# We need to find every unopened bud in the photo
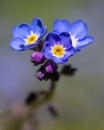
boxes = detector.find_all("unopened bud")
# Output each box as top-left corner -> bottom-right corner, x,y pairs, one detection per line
31,52 -> 45,65
36,71 -> 45,80
44,61 -> 57,73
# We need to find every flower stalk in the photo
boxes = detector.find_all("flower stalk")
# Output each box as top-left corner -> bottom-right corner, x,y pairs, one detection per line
24,80 -> 57,121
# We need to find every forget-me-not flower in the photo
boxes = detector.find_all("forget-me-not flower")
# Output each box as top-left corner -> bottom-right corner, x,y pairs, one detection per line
42,32 -> 75,64
10,17 -> 47,51
52,19 -> 94,51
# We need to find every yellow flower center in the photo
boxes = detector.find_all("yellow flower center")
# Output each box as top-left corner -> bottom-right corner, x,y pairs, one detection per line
51,44 -> 65,57
27,34 -> 38,45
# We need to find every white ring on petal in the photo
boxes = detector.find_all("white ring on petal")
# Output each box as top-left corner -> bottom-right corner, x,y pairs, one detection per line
70,34 -> 79,48
24,31 -> 39,45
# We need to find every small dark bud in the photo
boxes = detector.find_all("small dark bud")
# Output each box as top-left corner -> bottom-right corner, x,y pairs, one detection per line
36,71 -> 45,80
61,64 -> 77,76
44,60 -> 57,73
25,92 -> 38,105
45,64 -> 53,73
48,105 -> 59,117
36,65 -> 47,80
36,61 -> 59,81
50,71 -> 60,81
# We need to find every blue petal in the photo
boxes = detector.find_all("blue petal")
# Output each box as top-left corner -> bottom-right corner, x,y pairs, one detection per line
74,36 -> 94,49
70,20 -> 88,40
10,38 -> 26,51
40,26 -> 47,36
53,19 -> 71,33
62,47 -> 75,60
51,56 -> 66,64
12,24 -> 31,38
42,43 -> 53,59
60,32 -> 72,49
46,33 -> 61,46
25,42 -> 38,50
61,59 -> 68,64
30,17 -> 46,34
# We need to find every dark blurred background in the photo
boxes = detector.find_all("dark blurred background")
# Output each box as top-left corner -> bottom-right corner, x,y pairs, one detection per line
0,0 -> 104,130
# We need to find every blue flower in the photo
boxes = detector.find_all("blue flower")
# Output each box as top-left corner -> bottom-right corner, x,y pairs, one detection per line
52,19 -> 94,51
10,17 -> 47,51
42,32 -> 75,64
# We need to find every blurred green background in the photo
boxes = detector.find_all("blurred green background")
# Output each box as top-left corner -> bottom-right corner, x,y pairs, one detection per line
0,0 -> 104,130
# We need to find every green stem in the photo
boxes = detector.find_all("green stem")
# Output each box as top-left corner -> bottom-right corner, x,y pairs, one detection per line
24,80 -> 57,121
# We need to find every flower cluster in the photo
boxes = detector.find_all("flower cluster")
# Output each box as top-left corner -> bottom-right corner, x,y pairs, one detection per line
10,17 -> 94,81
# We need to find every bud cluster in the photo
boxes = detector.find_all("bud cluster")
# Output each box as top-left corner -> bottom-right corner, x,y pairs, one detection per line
31,52 -> 59,81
